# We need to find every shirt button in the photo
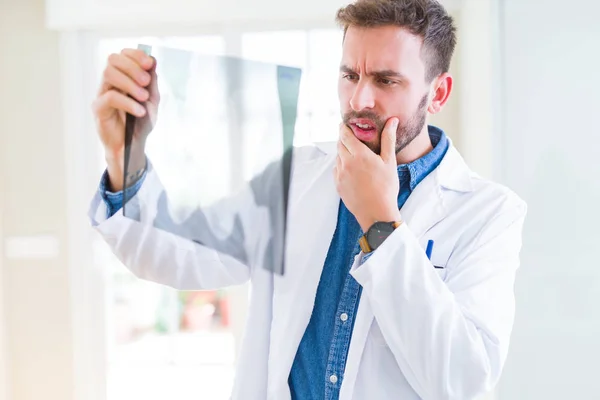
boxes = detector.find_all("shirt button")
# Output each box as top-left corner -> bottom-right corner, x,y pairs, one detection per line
330,374 -> 338,384
340,313 -> 348,322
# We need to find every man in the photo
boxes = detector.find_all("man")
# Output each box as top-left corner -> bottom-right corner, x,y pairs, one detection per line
89,0 -> 526,399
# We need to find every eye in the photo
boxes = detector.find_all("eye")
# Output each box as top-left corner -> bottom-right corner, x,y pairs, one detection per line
378,78 -> 395,86
342,74 -> 359,82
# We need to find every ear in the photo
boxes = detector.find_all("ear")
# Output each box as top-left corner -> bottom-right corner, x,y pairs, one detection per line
427,73 -> 453,114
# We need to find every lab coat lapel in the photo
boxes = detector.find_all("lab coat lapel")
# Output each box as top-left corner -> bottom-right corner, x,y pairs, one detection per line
339,145 -> 474,399
267,152 -> 340,398
400,168 -> 447,237
401,145 -> 474,237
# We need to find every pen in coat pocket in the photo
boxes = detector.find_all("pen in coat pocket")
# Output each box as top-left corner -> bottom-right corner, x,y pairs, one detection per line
426,239 -> 434,260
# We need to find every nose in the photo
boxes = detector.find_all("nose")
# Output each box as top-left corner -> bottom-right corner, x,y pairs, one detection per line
349,81 -> 375,111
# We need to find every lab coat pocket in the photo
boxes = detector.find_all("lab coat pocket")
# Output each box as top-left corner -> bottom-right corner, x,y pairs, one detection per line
432,260 -> 448,281
429,250 -> 450,282
420,239 -> 450,282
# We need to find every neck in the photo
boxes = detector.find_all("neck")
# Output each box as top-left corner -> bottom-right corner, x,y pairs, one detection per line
395,125 -> 433,165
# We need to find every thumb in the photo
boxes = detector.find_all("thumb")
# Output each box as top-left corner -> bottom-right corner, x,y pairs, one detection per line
381,117 -> 399,163
147,57 -> 160,106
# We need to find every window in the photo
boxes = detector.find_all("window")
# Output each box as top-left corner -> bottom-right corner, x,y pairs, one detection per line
97,35 -> 235,400
93,28 -> 342,400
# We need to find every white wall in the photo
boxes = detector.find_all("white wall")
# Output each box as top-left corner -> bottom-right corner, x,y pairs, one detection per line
496,0 -> 600,398
456,0 -> 494,179
0,204 -> 7,400
44,0 -> 462,31
45,0 -> 348,30
429,0 -> 496,180
0,0 -> 75,399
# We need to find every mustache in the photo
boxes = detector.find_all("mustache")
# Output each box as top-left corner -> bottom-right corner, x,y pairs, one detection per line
342,93 -> 429,128
342,111 -> 386,129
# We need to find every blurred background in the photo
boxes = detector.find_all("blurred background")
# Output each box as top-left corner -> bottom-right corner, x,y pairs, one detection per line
0,0 -> 599,399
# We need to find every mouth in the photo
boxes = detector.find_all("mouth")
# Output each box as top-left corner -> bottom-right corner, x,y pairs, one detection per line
349,118 -> 378,141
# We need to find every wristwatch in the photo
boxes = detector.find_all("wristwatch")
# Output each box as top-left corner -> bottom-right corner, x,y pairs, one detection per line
358,220 -> 403,253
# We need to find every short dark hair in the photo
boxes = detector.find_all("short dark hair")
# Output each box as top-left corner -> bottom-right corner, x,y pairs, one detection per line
336,0 -> 457,82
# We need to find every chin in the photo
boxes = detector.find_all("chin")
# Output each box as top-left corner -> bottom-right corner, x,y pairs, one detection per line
363,141 -> 381,155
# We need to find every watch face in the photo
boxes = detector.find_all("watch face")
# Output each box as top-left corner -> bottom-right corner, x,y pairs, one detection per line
366,222 -> 396,250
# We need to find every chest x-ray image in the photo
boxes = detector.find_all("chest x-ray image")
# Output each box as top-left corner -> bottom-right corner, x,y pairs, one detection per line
122,45 -> 302,275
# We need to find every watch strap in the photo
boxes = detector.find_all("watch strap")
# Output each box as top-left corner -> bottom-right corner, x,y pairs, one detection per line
359,235 -> 372,253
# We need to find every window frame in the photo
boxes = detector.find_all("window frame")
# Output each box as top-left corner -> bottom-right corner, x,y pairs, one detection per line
62,21 -> 339,400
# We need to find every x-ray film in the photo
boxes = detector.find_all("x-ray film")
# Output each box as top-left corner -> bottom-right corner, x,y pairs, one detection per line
122,45 -> 302,275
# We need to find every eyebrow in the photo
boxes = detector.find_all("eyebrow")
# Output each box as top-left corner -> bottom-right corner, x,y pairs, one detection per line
340,65 -> 407,81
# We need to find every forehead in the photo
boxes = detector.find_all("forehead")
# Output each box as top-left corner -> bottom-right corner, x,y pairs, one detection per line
341,25 -> 426,78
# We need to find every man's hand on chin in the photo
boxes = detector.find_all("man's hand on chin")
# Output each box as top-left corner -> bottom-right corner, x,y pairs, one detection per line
334,117 -> 402,232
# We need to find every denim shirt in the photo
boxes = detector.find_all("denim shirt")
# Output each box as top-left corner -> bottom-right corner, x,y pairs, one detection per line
288,126 -> 449,400
98,168 -> 147,218
98,126 -> 449,400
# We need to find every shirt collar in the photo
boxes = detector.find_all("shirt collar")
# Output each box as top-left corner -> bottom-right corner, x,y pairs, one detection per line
397,125 -> 449,191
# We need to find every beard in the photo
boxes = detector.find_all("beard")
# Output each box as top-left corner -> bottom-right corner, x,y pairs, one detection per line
342,93 -> 429,155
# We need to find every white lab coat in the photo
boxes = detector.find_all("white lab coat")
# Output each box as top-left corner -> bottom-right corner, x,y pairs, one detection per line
89,141 -> 526,400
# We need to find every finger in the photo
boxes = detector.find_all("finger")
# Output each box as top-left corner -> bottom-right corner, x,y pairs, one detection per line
109,52 -> 152,89
337,139 -> 351,165
121,48 -> 155,71
339,123 -> 360,156
333,164 -> 339,186
381,117 -> 399,163
101,64 -> 149,103
147,57 -> 160,106
94,90 -> 147,119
